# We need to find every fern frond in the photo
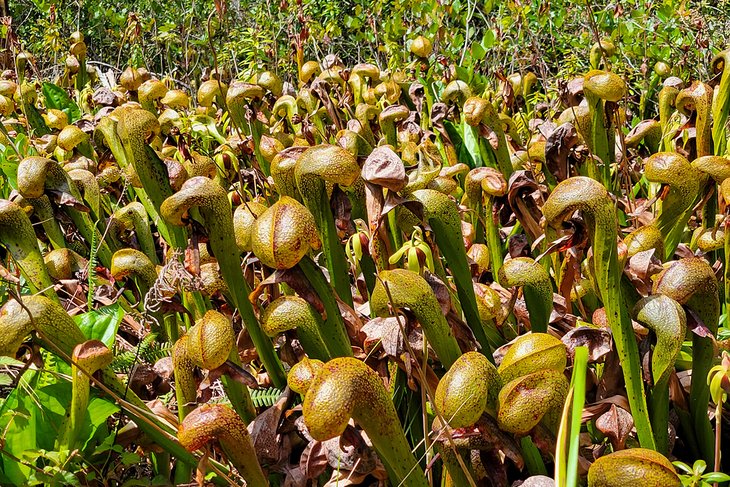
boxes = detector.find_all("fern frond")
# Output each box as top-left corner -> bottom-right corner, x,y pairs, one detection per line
111,334 -> 172,373
248,387 -> 287,408
87,229 -> 98,310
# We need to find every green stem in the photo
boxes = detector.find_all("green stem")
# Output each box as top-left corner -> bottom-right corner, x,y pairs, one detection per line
544,177 -> 655,449
521,437 -> 548,476
110,202 -> 159,265
0,199 -> 59,302
633,294 -> 687,455
648,378 -> 670,454
485,196 -> 504,282
463,96 -> 513,179
57,340 -> 112,457
296,256 -> 353,358
654,258 -> 718,465
221,350 -> 257,423
585,93 -> 610,184
117,108 -> 188,249
161,176 -> 286,387
313,187 -> 354,306
295,146 -> 361,308
28,195 -> 66,250
413,189 -> 501,355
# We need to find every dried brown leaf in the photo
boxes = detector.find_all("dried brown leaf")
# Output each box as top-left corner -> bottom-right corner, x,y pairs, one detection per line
361,317 -> 404,357
361,146 -> 408,191
562,326 -> 612,363
624,248 -> 663,296
595,404 -> 634,450
479,124 -> 501,151
249,388 -> 292,465
49,189 -> 89,211
299,441 -> 329,480
508,234 -> 531,259
596,349 -> 625,400
323,430 -> 379,474
283,466 -> 307,487
544,123 -> 579,182
332,185 -> 354,240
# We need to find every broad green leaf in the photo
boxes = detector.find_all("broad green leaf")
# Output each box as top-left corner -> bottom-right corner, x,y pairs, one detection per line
80,397 -> 119,452
461,120 -> 483,168
443,119 -> 476,168
0,356 -> 24,367
704,473 -> 730,482
120,452 -> 141,465
454,65 -> 471,83
42,82 -> 82,122
472,41 -> 486,61
23,103 -> 51,136
482,29 -> 496,49
0,371 -> 118,485
0,371 -> 42,485
73,304 -> 123,347
0,145 -> 19,192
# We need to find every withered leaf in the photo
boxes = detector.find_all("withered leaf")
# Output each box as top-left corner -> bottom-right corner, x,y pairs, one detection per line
625,249 -> 664,297
331,185 -> 354,239
430,102 -> 449,126
562,326 -> 612,363
299,441 -> 329,480
544,123 -> 579,182
195,452 -> 210,487
557,248 -> 580,303
409,82 -> 425,116
153,356 -> 174,381
249,267 -> 326,315
534,120 -> 557,141
361,146 -> 408,191
596,349 -> 625,400
311,78 -> 342,131
361,316 -> 404,357
595,404 -> 634,450
249,387 -> 292,465
478,124 -> 501,151
283,466 -> 307,487
508,233 -> 531,258
433,415 -> 524,470
237,327 -> 259,364
92,87 -> 119,106
48,189 -> 89,212
336,296 -> 365,343
561,77 -> 584,107
686,307 -> 712,338
476,449 -> 509,487
324,428 -> 379,474
216,360 -> 259,388
669,371 -> 689,410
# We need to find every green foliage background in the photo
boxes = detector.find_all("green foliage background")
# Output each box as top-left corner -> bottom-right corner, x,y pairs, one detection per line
9,0 -> 730,84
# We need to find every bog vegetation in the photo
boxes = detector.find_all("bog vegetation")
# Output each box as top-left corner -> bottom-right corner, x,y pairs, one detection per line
2,0 -> 730,486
